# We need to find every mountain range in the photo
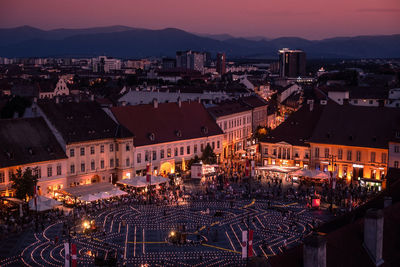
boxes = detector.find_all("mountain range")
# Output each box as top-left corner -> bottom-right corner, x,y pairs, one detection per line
0,26 -> 399,59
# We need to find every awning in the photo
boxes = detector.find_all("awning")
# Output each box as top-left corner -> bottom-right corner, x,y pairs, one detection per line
117,176 -> 169,187
60,183 -> 117,198
256,165 -> 300,173
29,195 -> 61,211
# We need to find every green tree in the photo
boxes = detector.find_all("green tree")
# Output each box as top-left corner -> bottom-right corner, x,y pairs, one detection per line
201,144 -> 217,164
10,167 -> 38,200
187,155 -> 201,170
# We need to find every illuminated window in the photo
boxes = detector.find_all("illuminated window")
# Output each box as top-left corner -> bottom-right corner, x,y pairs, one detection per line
167,148 -> 171,157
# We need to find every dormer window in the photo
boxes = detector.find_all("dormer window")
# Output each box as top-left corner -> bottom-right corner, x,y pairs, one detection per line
28,148 -> 34,155
201,126 -> 208,134
149,133 -> 155,141
175,130 -> 182,137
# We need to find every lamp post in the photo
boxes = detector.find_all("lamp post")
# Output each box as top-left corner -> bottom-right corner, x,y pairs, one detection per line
328,155 -> 337,211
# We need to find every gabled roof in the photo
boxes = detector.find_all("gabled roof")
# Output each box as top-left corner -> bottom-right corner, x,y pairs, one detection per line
207,100 -> 252,118
38,100 -> 133,144
111,101 -> 223,147
309,104 -> 400,149
260,103 -> 326,146
0,117 -> 67,168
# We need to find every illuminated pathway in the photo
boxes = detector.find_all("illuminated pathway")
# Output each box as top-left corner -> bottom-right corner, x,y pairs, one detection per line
3,199 -> 330,266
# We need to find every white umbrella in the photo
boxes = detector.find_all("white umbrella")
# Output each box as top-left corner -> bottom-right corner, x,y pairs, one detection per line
311,170 -> 330,179
117,178 -> 147,187
79,194 -> 100,202
94,191 -> 112,199
109,188 -> 128,197
291,169 -> 313,177
137,175 -> 169,185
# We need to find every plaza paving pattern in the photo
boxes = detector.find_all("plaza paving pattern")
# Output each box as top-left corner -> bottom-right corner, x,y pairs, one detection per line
1,199 -> 330,266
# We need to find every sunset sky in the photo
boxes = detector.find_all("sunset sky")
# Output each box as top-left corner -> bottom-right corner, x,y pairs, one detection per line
0,0 -> 399,39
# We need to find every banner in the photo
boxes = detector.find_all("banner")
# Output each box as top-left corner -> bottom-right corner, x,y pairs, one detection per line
64,242 -> 70,267
241,230 -> 248,259
71,243 -> 77,267
146,164 -> 151,182
248,230 -> 254,257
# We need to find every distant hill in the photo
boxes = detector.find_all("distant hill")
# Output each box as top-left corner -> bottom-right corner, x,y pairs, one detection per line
0,26 -> 399,59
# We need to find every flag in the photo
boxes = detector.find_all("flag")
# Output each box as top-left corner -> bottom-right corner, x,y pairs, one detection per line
242,230 -> 248,259
248,230 -> 254,257
71,243 -> 77,267
64,242 -> 70,267
146,164 -> 151,183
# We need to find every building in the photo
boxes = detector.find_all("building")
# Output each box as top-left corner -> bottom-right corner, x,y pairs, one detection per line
176,50 -> 205,73
207,101 -> 253,158
240,95 -> 269,132
162,58 -> 176,70
308,104 -> 400,187
278,48 -> 306,78
216,53 -> 226,75
0,117 -> 67,197
111,100 -> 224,176
92,56 -> 122,73
35,100 -> 134,187
38,78 -> 70,99
260,101 -> 325,169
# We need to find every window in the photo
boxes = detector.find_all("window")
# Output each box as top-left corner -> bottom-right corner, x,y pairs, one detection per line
187,146 -> 190,154
395,161 -> 399,168
70,164 -> 75,174
110,144 -> 114,152
217,141 -> 220,149
324,148 -> 329,158
152,151 -> 156,161
137,153 -> 141,163
194,145 -> 198,154
145,151 -> 149,161
381,153 -> 387,164
100,145 -> 104,153
264,148 -> 268,155
174,148 -> 178,157
356,151 -> 361,161
160,149 -> 165,159
371,152 -> 376,163
273,149 -> 277,156
116,143 -> 119,151
180,147 -> 184,155
126,144 -> 130,151
347,150 -> 352,161
167,148 -> 171,157
126,158 -> 130,167
90,160 -> 95,170
110,159 -> 114,168
315,147 -> 320,158
224,122 -> 227,130
116,158 -> 119,167
0,171 -> 4,183
101,159 -> 105,169
80,147 -> 85,156
338,149 -> 343,160
243,117 -> 246,125
81,163 -> 85,172
90,146 -> 95,155
395,146 -> 399,153
70,148 -> 75,157
47,166 -> 52,177
57,164 -> 61,175
212,142 -> 215,149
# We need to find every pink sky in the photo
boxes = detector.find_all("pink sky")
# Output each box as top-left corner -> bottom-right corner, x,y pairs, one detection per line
0,0 -> 399,39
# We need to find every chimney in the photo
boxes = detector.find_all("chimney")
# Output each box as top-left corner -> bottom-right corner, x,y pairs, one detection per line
177,97 -> 181,108
364,209 -> 384,266
303,232 -> 327,267
153,98 -> 158,108
121,101 -> 127,106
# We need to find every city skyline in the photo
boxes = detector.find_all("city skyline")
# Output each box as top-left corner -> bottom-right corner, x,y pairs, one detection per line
0,0 -> 399,39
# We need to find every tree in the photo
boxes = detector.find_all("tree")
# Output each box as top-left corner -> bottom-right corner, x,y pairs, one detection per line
201,144 -> 217,164
187,155 -> 201,170
10,167 -> 38,200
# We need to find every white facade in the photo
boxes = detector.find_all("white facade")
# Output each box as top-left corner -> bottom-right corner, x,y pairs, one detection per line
92,56 -> 122,73
216,111 -> 252,157
278,84 -> 302,103
328,91 -> 349,105
39,78 -> 70,99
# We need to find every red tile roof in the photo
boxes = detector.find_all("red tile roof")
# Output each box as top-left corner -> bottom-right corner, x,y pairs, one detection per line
111,101 -> 223,147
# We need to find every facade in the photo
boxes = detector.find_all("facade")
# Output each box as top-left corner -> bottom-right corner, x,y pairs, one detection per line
92,56 -> 122,73
207,101 -> 253,158
308,104 -> 400,185
0,117 -> 67,197
35,100 -> 134,187
176,50 -> 205,73
216,53 -> 226,75
38,78 -> 70,99
388,141 -> 400,169
278,48 -> 306,78
240,95 -> 268,132
111,101 -> 224,176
